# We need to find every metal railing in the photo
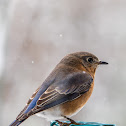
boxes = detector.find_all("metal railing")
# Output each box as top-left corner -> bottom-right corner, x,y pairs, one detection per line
51,121 -> 116,126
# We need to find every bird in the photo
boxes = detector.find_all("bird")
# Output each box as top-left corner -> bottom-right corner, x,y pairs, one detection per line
9,52 -> 108,126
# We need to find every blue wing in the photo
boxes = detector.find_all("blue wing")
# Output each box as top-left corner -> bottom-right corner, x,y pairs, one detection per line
10,70 -> 93,126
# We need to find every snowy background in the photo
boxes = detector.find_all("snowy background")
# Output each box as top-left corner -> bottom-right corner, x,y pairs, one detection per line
1,0 -> 126,126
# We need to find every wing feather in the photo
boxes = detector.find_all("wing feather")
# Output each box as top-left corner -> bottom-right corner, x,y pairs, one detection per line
17,71 -> 93,121
33,72 -> 93,112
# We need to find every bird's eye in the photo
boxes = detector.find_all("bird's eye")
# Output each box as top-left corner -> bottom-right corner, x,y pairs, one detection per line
87,57 -> 93,63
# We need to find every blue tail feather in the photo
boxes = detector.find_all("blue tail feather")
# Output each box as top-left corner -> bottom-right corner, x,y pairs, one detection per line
9,120 -> 22,126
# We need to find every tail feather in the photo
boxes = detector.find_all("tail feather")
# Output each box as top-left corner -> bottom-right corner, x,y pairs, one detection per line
9,120 -> 22,126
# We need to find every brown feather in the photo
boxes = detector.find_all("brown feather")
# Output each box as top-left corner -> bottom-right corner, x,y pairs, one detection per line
61,82 -> 94,115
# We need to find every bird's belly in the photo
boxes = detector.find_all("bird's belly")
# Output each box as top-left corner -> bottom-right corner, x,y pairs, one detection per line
60,82 -> 94,116
36,105 -> 63,121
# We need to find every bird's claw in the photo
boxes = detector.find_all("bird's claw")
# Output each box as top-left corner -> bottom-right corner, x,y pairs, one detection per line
55,120 -> 80,126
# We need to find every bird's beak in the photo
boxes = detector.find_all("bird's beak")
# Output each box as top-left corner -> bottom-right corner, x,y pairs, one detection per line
98,60 -> 108,65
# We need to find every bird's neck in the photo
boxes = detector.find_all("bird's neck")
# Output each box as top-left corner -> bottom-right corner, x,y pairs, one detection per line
78,65 -> 96,78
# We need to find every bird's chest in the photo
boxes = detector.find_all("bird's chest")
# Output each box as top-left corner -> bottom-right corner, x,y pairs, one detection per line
60,82 -> 94,116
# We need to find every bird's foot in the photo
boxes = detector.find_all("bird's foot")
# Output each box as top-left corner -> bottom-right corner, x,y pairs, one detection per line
63,116 -> 79,125
55,116 -> 81,126
55,120 -> 70,126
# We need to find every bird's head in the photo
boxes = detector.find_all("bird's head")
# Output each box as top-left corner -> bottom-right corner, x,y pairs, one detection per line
60,52 -> 108,76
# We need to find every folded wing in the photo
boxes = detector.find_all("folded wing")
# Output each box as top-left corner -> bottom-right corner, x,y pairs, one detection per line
17,72 -> 93,121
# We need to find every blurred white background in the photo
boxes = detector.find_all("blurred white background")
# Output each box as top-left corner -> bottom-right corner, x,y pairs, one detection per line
1,0 -> 126,126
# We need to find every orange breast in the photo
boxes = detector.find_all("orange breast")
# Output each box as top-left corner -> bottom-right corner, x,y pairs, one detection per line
60,82 -> 94,116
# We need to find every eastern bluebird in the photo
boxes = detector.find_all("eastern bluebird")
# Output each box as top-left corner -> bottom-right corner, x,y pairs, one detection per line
9,52 -> 108,126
